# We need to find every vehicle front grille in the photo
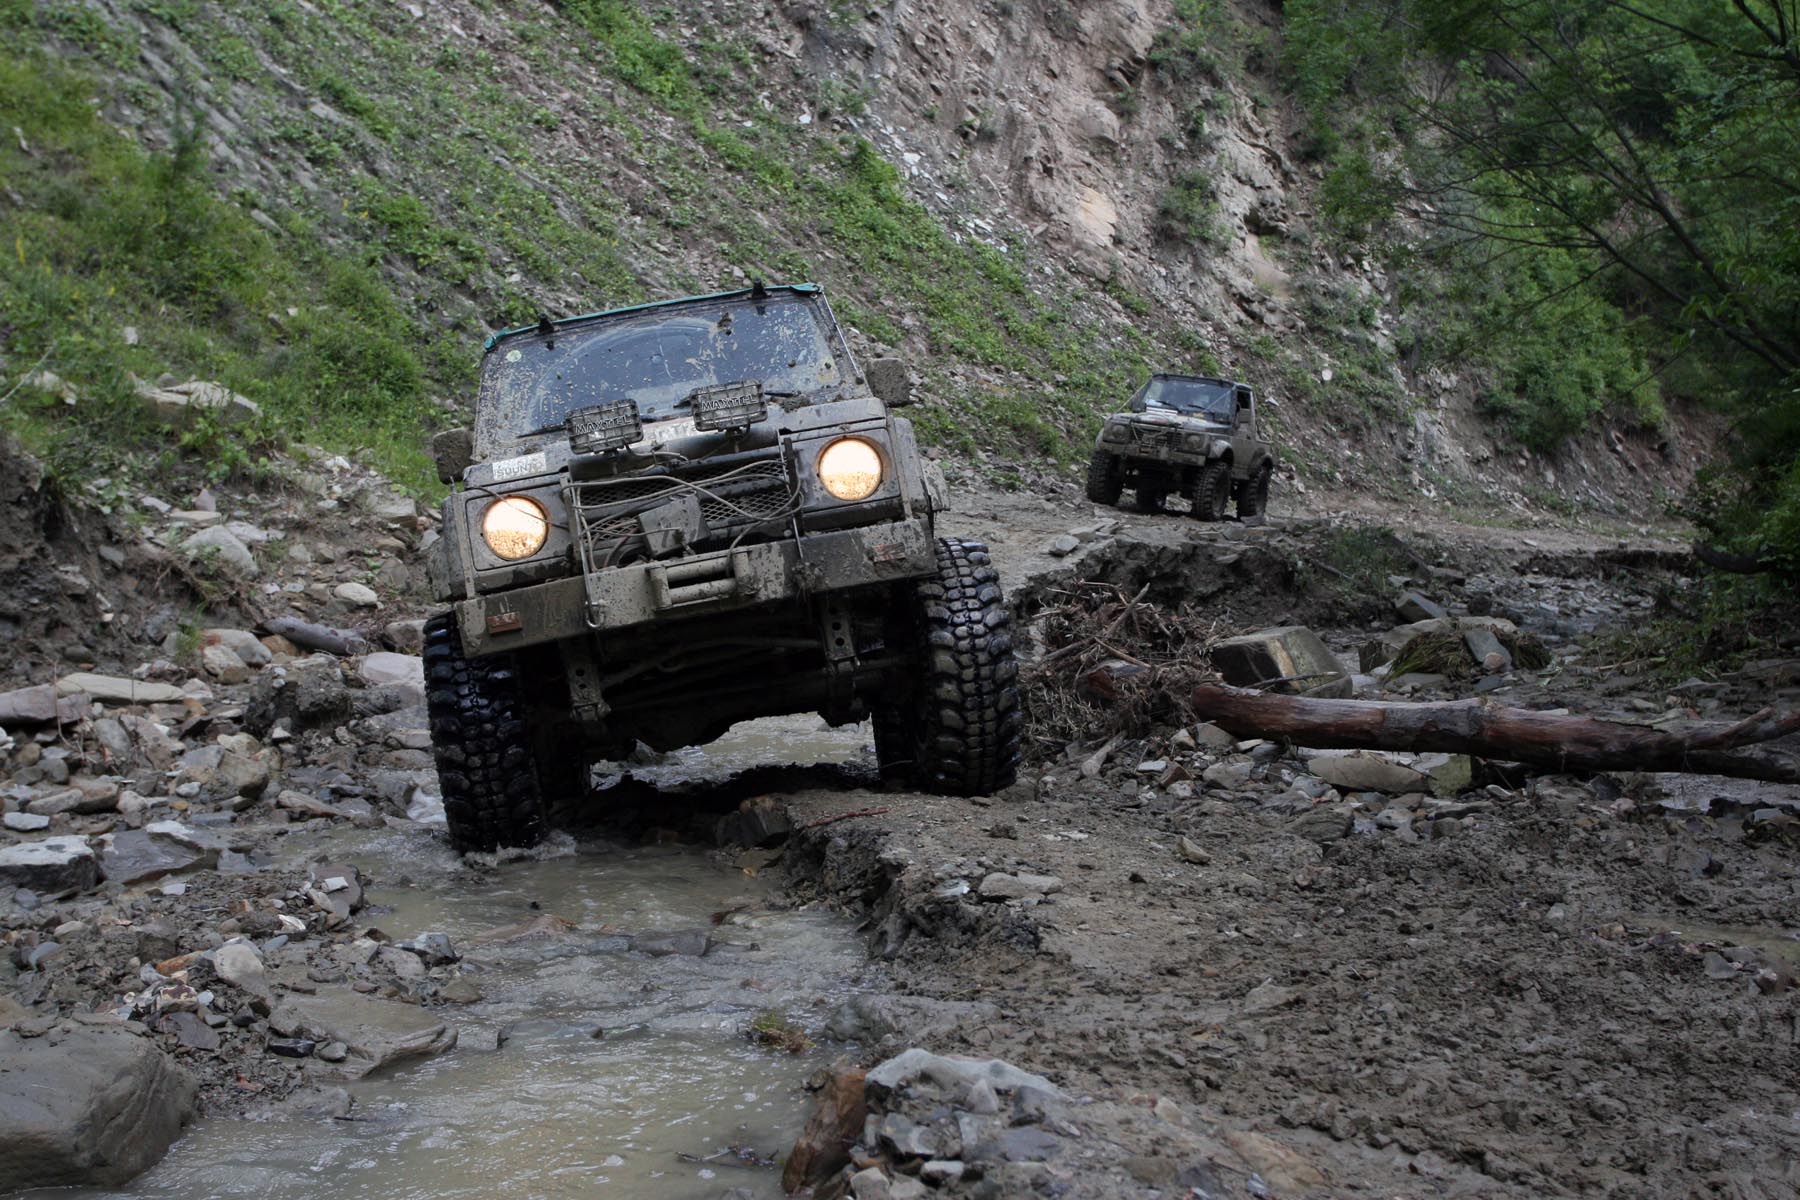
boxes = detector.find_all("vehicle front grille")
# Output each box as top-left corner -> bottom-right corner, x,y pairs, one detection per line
1132,427 -> 1178,452
564,456 -> 799,571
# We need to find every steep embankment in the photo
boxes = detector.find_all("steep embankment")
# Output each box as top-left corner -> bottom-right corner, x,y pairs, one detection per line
1,0 -> 1704,520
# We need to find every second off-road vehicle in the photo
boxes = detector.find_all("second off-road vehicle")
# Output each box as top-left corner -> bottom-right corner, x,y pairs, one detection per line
1085,374 -> 1276,520
423,283 -> 1021,851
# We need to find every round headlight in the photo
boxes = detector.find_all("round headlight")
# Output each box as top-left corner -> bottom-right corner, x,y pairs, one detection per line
1182,432 -> 1207,451
482,496 -> 549,560
1102,424 -> 1130,443
817,437 -> 884,502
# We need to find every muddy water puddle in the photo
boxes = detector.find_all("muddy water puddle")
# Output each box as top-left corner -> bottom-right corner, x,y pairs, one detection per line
46,721 -> 881,1200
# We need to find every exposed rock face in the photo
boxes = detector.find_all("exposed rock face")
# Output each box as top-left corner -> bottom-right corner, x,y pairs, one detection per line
0,1023 -> 198,1191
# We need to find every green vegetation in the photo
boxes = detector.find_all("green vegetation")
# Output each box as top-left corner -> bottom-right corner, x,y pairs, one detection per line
0,41 -> 442,492
1279,0 -> 1800,574
1592,577 -> 1800,685
1156,172 -> 1222,247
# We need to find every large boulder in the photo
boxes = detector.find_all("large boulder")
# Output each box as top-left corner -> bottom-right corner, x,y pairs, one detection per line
244,657 -> 352,735
1208,626 -> 1352,699
0,1022 -> 198,1190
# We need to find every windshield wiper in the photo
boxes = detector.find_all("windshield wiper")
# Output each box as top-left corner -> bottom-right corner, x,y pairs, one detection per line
515,422 -> 568,439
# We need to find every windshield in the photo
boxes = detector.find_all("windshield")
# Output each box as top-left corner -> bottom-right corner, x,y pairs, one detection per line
1135,377 -> 1234,421
480,293 -> 846,442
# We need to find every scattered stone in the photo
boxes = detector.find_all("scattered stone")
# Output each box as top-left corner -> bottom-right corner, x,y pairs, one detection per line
334,581 -> 380,608
783,1067 -> 870,1193
1305,750 -> 1427,795
1464,626 -> 1514,674
1175,835 -> 1211,865
1209,626 -> 1352,698
200,641 -> 251,684
0,837 -> 98,893
0,684 -> 59,726
629,930 -> 711,957
394,932 -> 457,966
53,674 -> 185,705
356,652 -> 424,698
0,1023 -> 197,1191
3,812 -> 50,832
137,377 -> 260,427
213,942 -> 272,1003
1045,534 -> 1080,557
181,526 -> 259,576
865,1048 -> 1063,1100
268,993 -> 456,1080
1395,591 -> 1448,623
977,872 -> 1063,900
438,977 -> 484,1005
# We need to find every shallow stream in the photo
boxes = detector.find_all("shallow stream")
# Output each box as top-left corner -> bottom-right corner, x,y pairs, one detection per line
37,719 -> 876,1200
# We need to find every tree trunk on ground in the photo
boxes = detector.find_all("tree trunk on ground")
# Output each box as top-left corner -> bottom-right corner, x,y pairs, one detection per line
1189,684 -> 1800,783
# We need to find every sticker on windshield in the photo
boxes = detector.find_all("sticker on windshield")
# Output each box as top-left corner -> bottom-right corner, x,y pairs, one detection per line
505,349 -> 522,362
491,451 -> 547,481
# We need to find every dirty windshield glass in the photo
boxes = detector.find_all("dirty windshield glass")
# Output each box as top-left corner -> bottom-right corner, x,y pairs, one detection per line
1137,377 -> 1234,421
483,294 -> 844,440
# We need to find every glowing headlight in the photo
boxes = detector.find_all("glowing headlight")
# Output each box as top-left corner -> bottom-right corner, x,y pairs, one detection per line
482,496 -> 549,560
1102,424 -> 1130,443
817,437 -> 884,502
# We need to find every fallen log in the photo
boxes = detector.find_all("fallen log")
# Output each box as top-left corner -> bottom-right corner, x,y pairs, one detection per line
1189,684 -> 1800,784
260,616 -> 370,658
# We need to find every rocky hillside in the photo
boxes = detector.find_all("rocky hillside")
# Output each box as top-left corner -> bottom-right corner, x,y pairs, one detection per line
0,0 -> 1704,519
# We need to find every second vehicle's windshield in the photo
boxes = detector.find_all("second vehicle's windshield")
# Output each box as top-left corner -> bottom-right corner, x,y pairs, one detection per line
1135,377 -> 1235,421
481,292 -> 845,442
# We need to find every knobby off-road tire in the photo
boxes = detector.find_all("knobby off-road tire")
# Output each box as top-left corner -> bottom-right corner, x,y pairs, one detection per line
879,538 -> 1022,796
1189,460 -> 1232,521
1085,450 -> 1123,505
423,614 -> 550,853
1237,463 -> 1272,519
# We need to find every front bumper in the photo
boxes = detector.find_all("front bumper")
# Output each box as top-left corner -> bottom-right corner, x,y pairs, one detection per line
455,516 -> 936,658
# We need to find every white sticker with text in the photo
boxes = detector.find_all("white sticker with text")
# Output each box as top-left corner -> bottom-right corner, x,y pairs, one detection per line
490,451 -> 547,481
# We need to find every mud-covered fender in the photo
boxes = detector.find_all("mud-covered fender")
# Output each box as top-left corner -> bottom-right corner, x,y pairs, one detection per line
1205,439 -> 1233,461
427,495 -> 467,602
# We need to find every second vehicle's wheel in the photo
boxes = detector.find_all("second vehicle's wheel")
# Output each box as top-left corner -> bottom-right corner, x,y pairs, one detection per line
1135,485 -> 1168,512
423,614 -> 550,853
1085,450 -> 1123,506
1237,463 -> 1273,518
1188,461 -> 1232,521
881,537 -> 1022,795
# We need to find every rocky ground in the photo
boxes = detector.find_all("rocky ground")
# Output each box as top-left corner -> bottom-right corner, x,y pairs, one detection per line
1,432 -> 1797,1198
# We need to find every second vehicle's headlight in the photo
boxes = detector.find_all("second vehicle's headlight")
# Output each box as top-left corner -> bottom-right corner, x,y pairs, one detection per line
482,495 -> 549,560
817,437 -> 884,502
1102,424 -> 1130,443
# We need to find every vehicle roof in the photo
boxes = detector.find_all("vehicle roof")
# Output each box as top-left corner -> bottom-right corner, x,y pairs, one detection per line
1146,372 -> 1249,389
484,282 -> 824,353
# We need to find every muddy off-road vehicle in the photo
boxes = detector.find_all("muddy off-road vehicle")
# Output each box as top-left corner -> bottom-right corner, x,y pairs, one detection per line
423,283 -> 1021,851
1085,374 -> 1276,520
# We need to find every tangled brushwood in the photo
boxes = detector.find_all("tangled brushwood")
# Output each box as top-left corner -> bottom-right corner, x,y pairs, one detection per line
1020,582 -> 1223,755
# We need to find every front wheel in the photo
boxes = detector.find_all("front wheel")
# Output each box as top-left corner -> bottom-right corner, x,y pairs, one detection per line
1188,461 -> 1231,522
424,614 -> 550,853
1085,450 -> 1123,506
1237,463 -> 1272,518
878,538 -> 1022,796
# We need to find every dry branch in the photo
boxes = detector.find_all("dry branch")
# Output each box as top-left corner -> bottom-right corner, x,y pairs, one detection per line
1189,684 -> 1800,783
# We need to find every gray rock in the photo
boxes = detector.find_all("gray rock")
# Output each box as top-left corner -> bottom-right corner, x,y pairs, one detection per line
1395,591 -> 1448,622
212,942 -> 271,1002
629,930 -> 711,957
356,652 -> 424,698
244,658 -> 351,734
3,812 -> 50,832
200,641 -> 250,684
879,1111 -> 941,1158
1209,626 -> 1352,698
204,629 -> 272,667
333,582 -> 379,608
1305,750 -> 1426,794
0,1023 -> 197,1190
99,830 -> 210,886
1045,534 -> 1080,557
865,1048 -> 1064,1100
0,837 -> 97,892
181,526 -> 259,576
394,932 -> 457,966
53,674 -> 185,705
268,993 -> 456,1080
920,1160 -> 965,1185
1464,627 -> 1513,674
0,684 -> 59,726
849,1167 -> 892,1200
138,378 -> 259,427
977,872 -> 1063,901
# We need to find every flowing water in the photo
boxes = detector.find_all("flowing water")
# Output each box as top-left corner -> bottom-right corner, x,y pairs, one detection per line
39,719 -> 876,1200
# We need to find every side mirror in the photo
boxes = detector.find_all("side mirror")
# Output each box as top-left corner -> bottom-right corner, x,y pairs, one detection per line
431,428 -> 474,484
866,358 -> 913,407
